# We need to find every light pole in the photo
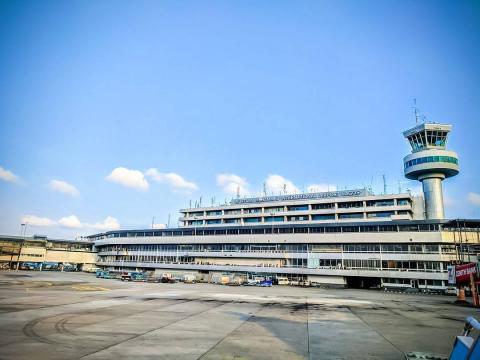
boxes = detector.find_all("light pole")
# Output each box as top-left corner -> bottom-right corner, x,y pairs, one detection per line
16,223 -> 28,270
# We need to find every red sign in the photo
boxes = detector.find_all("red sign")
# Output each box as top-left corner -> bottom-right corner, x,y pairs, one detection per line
455,263 -> 477,283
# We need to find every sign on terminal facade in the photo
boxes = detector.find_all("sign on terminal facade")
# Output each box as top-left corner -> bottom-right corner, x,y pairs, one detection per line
231,189 -> 368,205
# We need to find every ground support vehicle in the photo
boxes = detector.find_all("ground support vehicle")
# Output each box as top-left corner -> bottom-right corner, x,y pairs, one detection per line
96,270 -> 113,279
259,279 -> 273,287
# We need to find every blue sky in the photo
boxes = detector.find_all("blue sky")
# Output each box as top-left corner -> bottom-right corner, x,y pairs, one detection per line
0,0 -> 479,238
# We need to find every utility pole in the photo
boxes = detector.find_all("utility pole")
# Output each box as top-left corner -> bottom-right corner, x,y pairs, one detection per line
17,223 -> 27,270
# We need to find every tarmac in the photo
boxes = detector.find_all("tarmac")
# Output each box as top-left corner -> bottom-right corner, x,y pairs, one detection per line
0,271 -> 478,360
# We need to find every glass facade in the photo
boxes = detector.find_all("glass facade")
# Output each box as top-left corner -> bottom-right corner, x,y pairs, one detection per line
367,211 -> 394,218
338,213 -> 363,219
404,156 -> 458,169
264,216 -> 284,222
312,214 -> 335,220
287,205 -> 309,211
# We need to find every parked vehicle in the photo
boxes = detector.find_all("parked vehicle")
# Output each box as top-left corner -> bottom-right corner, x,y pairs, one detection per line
131,272 -> 146,281
277,277 -> 290,285
183,274 -> 196,283
61,263 -> 78,272
96,270 -> 112,279
161,273 -> 176,283
259,279 -> 273,287
299,280 -> 311,287
20,262 -> 40,270
42,262 -> 59,271
121,272 -> 132,281
444,286 -> 458,296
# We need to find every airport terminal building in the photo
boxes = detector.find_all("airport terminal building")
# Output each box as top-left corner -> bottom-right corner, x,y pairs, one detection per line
89,121 -> 480,290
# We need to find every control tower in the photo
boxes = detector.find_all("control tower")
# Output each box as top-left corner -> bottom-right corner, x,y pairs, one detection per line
403,122 -> 459,219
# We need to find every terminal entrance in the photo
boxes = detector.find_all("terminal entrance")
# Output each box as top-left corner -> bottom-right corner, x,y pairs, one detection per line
346,276 -> 381,289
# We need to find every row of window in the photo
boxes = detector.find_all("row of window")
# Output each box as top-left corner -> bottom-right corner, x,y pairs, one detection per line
184,199 -> 411,217
404,156 -> 458,169
191,211 -> 401,225
407,130 -> 448,151
383,278 -> 444,286
98,255 -> 447,272
98,243 -> 444,254
94,223 -> 443,240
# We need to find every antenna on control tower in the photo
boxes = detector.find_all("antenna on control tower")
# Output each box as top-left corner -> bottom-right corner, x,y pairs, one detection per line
414,98 -> 420,124
383,174 -> 387,194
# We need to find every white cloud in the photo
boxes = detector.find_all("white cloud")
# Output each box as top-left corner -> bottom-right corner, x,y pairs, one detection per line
20,214 -> 120,231
265,174 -> 299,194
21,215 -> 55,227
467,192 -> 480,206
307,184 -> 337,193
48,179 -> 80,197
92,216 -> 121,231
106,167 -> 149,191
58,215 -> 83,228
146,168 -> 198,192
0,166 -> 21,184
216,173 -> 250,196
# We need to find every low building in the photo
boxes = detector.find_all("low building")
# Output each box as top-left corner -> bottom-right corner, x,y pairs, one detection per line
0,234 -> 97,271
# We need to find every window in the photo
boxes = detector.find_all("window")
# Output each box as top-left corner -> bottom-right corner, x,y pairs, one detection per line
206,210 -> 222,216
338,213 -> 363,219
312,214 -> 335,221
399,225 -> 419,232
404,156 -> 458,169
378,225 -> 397,232
264,207 -> 284,213
206,219 -> 221,224
366,200 -> 394,207
264,216 -> 284,222
244,217 -> 261,223
338,201 -> 363,209
224,218 -> 241,224
189,211 -> 204,217
224,209 -> 242,215
311,203 -> 335,210
367,211 -> 394,218
244,208 -> 261,214
287,215 -> 309,221
397,199 -> 410,206
287,205 -> 309,211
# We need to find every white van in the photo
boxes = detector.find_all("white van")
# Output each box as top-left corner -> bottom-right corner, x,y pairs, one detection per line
277,277 -> 289,285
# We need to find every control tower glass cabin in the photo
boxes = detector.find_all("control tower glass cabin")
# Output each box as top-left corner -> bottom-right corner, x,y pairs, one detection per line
403,123 -> 459,219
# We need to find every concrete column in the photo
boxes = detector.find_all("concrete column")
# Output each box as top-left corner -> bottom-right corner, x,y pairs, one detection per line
419,174 -> 445,219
